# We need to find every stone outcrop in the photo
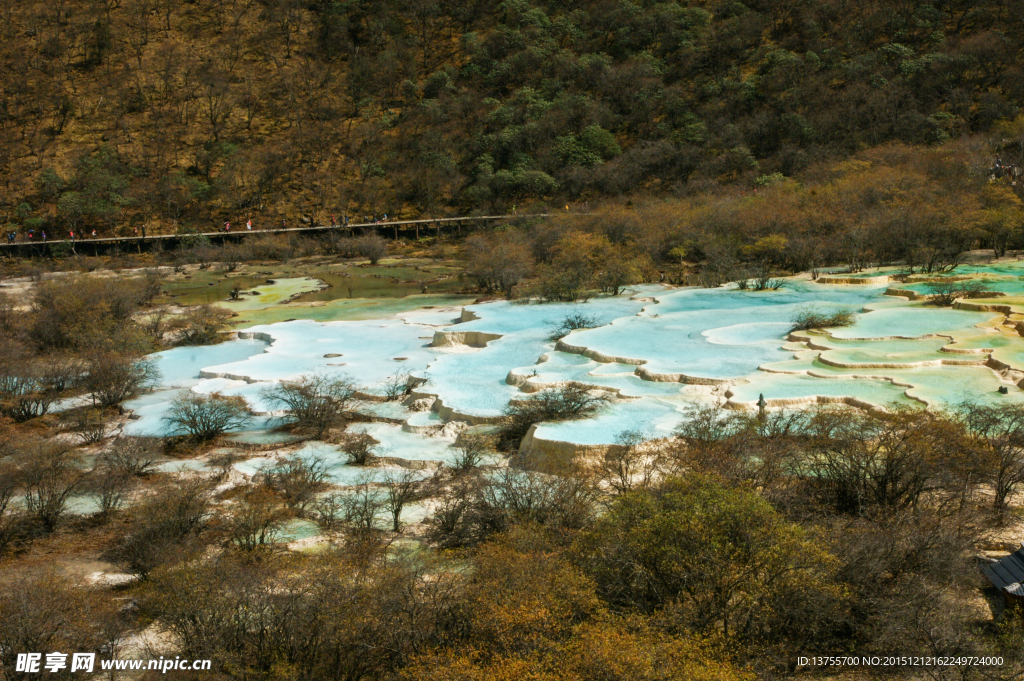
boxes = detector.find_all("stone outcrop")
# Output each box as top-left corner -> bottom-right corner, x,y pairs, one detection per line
429,329 -> 502,348
516,424 -> 621,472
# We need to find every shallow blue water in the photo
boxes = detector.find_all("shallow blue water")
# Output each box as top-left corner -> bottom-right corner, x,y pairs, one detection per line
150,338 -> 269,387
122,276 -> 1022,447
830,307 -> 994,339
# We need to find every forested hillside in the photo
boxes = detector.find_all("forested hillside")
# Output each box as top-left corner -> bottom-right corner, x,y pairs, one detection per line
1,0 -> 1023,235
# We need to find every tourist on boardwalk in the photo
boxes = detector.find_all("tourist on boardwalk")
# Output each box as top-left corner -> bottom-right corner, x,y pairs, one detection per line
69,230 -> 74,242
41,231 -> 47,242
224,221 -> 231,232
91,229 -> 97,237
142,226 -> 146,238
246,218 -> 252,230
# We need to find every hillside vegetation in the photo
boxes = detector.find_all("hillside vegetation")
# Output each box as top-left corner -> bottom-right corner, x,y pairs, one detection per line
1,0 -> 1023,236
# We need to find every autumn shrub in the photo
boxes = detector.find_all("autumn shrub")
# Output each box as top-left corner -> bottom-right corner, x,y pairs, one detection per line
791,306 -> 855,331
497,384 -> 609,452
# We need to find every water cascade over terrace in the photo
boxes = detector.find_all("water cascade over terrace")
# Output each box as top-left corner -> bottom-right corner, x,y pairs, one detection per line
124,264 -> 1024,478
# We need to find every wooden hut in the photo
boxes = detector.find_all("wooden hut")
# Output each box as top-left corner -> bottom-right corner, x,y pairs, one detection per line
983,546 -> 1024,610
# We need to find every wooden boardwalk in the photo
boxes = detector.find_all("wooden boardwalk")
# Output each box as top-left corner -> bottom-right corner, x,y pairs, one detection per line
0,213 -> 547,257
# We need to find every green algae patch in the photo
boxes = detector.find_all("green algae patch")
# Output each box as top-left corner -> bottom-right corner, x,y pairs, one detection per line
230,293 -> 478,327
157,257 -> 471,314
216,277 -> 324,312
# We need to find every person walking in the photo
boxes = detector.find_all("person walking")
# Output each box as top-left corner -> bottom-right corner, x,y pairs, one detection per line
246,218 -> 252,231
331,214 -> 336,226
142,226 -> 146,238
91,229 -> 97,237
69,230 -> 74,242
41,231 -> 47,242
224,221 -> 231,232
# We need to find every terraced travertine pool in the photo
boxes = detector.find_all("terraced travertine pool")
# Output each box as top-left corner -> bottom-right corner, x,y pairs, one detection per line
125,262 -> 1024,478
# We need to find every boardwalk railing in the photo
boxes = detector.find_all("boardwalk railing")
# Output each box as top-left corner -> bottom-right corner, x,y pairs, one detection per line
0,213 -> 550,257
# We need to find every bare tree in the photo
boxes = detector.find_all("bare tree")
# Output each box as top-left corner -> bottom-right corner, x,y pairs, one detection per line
165,391 -> 252,441
70,408 -> 108,444
498,384 -> 609,452
94,465 -> 133,516
0,346 -> 76,422
449,432 -> 492,473
85,354 -> 159,408
599,429 -> 660,494
312,492 -> 347,531
958,402 -> 1024,509
19,443 -> 88,532
209,449 -> 240,480
356,235 -> 388,265
111,479 -> 211,578
224,490 -> 287,551
171,305 -> 232,345
342,480 -> 385,533
263,373 -> 359,439
425,476 -> 479,548
258,455 -> 329,513
381,369 -> 415,401
0,462 -> 24,553
478,467 -> 599,532
548,312 -> 599,342
103,437 -> 160,477
382,469 -> 421,532
339,431 -> 377,466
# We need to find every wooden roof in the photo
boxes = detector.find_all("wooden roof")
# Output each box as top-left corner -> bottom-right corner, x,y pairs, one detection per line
984,547 -> 1024,594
